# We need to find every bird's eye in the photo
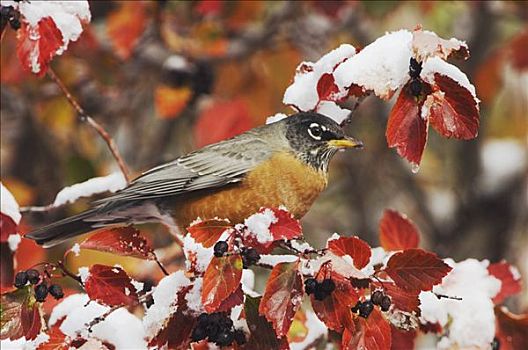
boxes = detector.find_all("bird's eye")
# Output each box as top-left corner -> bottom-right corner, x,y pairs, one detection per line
308,123 -> 322,140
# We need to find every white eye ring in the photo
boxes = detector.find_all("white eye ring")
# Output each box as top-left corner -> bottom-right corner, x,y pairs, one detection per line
308,123 -> 322,140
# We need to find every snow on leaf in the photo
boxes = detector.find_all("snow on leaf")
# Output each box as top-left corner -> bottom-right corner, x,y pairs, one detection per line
268,207 -> 303,242
52,172 -> 126,207
187,218 -> 232,248
327,235 -> 371,269
0,286 -> 43,341
379,209 -> 420,251
245,295 -> 289,350
83,264 -> 138,307
386,81 -> 430,166
201,255 -> 243,313
412,29 -> 469,62
488,261 -> 522,304
106,2 -> 148,60
36,323 -> 69,350
384,249 -> 451,292
80,226 -> 155,260
259,261 -> 303,337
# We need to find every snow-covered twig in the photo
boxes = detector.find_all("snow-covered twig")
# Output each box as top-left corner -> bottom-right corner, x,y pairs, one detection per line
47,68 -> 131,183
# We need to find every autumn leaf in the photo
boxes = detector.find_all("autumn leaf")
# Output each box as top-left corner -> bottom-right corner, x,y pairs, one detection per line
268,208 -> 302,241
155,85 -> 193,119
390,325 -> 415,350
245,295 -> 289,350
379,210 -> 420,251
187,219 -> 232,248
106,2 -> 148,60
386,81 -> 430,166
342,309 -> 391,350
0,286 -> 43,341
317,73 -> 340,101
37,323 -> 69,350
259,261 -> 303,337
327,235 -> 371,269
216,286 -> 244,313
384,249 -> 451,292
488,261 -> 522,304
378,283 -> 421,315
16,18 -> 63,77
201,255 -> 243,313
287,309 -> 308,343
495,306 -> 528,350
83,264 -> 139,307
80,226 -> 155,260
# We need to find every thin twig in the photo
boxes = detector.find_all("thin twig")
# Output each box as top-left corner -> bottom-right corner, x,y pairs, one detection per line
57,260 -> 83,285
434,292 -> 463,301
47,68 -> 131,183
154,256 -> 169,276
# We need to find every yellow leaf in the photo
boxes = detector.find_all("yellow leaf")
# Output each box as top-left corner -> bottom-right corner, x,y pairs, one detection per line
154,85 -> 193,119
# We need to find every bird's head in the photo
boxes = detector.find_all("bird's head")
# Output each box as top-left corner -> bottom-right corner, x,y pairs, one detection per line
283,112 -> 363,172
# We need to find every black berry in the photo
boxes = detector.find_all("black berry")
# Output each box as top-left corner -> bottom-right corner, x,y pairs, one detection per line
358,300 -> 374,318
409,79 -> 422,97
409,57 -> 422,78
313,287 -> 327,301
320,279 -> 335,293
191,325 -> 206,342
14,271 -> 28,288
491,337 -> 500,350
49,284 -> 64,299
215,330 -> 234,347
8,16 -> 20,30
241,247 -> 260,268
371,290 -> 384,305
234,329 -> 246,345
26,269 -> 40,284
351,301 -> 361,313
304,278 -> 317,295
380,296 -> 391,312
213,241 -> 228,257
34,283 -> 48,302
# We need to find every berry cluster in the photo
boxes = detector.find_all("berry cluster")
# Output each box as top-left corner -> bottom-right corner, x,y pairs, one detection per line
191,312 -> 246,347
213,241 -> 229,257
0,5 -> 21,30
408,57 -> 424,97
304,278 -> 335,301
240,247 -> 260,268
351,290 -> 392,318
14,269 -> 64,302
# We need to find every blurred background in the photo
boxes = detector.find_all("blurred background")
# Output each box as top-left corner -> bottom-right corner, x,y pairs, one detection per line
1,1 -> 527,310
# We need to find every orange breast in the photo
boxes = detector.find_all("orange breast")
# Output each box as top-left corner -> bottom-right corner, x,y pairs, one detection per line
173,152 -> 328,230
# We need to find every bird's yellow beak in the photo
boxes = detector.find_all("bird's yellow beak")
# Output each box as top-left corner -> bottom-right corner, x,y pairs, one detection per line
327,137 -> 363,149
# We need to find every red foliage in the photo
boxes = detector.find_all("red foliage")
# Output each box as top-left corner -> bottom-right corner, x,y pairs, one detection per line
37,323 -> 69,350
83,264 -> 139,307
245,296 -> 289,350
267,207 -> 303,242
488,261 -> 522,304
195,0 -> 224,16
216,286 -> 244,312
495,307 -> 528,350
327,236 -> 372,269
80,226 -> 155,260
106,2 -> 148,60
259,261 -> 303,337
194,99 -> 254,147
16,18 -> 63,77
384,249 -> 451,292
0,287 -> 42,341
187,219 -> 232,248
317,73 -> 340,101
342,309 -> 391,350
386,82 -> 430,166
0,213 -> 17,242
390,326 -> 416,350
379,210 -> 420,251
201,255 -> 243,312
379,283 -> 421,315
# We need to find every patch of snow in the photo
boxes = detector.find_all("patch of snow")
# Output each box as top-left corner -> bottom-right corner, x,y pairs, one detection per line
7,234 -> 21,251
130,279 -> 144,293
361,247 -> 389,276
244,209 -> 278,244
71,243 -> 81,256
258,254 -> 298,266
0,333 -> 50,350
421,56 -> 477,99
184,277 -> 204,314
290,311 -> 327,350
1,182 -> 21,224
143,271 -> 192,339
77,266 -> 90,283
53,172 -> 127,207
419,258 -> 501,349
333,30 -> 413,100
183,234 -> 214,273
283,44 -> 357,111
479,139 -> 527,192
316,101 -> 350,124
290,240 -> 314,254
241,269 -> 259,297
266,113 -> 289,124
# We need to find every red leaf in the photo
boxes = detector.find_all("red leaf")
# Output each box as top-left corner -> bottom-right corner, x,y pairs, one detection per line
194,99 -> 253,147
495,307 -> 528,350
201,255 -> 243,313
390,325 -> 416,350
379,283 -> 421,315
268,208 -> 302,242
187,219 -> 232,248
0,287 -> 43,341
311,264 -> 359,332
488,261 -> 522,304
0,213 -> 17,242
37,324 -> 69,350
384,249 -> 451,292
106,2 -> 148,60
216,286 -> 244,312
386,82 -> 429,166
327,236 -> 371,269
259,261 -> 303,337
379,210 -> 420,251
317,73 -> 340,101
80,227 -> 155,260
428,74 -> 479,139
195,0 -> 224,16
16,18 -> 63,76
245,295 -> 289,350
84,264 -> 139,307
342,309 -> 391,350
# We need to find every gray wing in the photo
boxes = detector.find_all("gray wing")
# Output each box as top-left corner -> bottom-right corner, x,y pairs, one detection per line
95,134 -> 274,204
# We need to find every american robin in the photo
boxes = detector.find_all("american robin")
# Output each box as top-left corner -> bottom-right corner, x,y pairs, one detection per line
26,112 -> 363,247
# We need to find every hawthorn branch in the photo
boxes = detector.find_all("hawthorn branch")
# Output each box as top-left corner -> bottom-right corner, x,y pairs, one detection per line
47,68 -> 131,183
